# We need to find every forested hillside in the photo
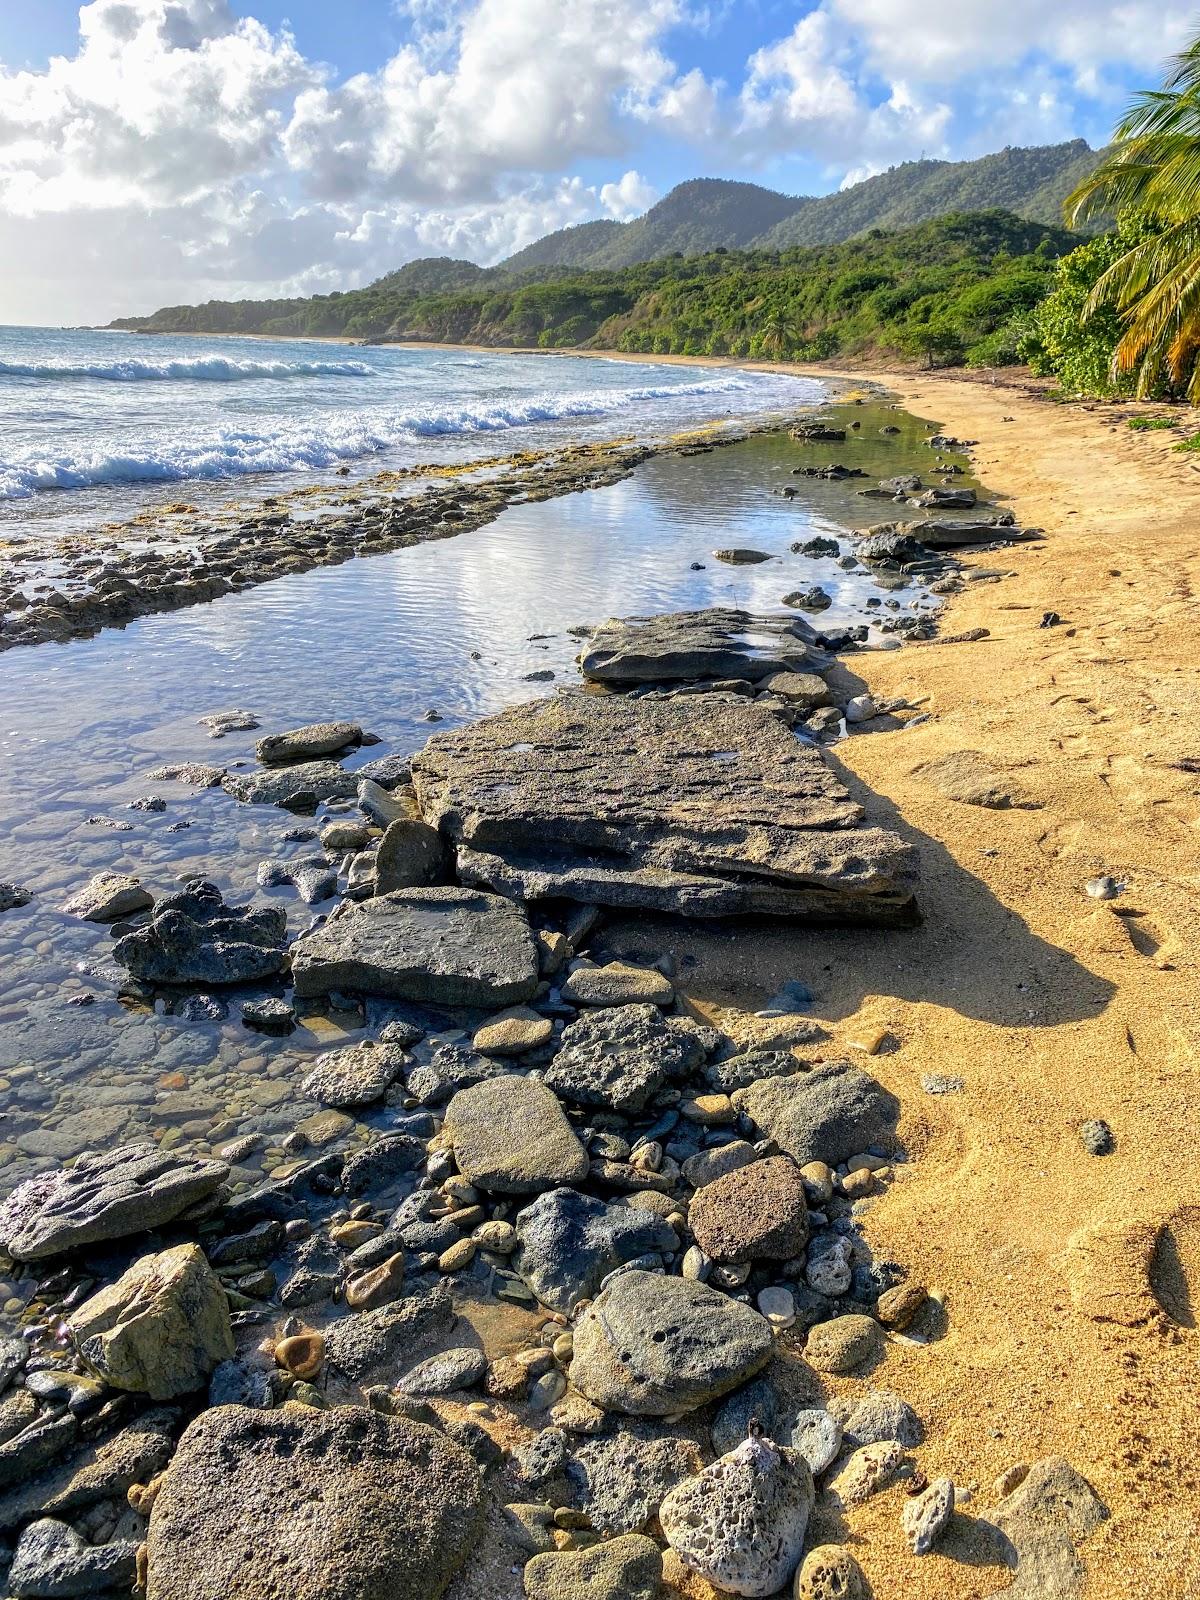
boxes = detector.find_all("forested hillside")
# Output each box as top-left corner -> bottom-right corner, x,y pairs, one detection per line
112,211 -> 1074,369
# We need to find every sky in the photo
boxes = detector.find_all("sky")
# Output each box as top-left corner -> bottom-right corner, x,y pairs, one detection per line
0,0 -> 1193,326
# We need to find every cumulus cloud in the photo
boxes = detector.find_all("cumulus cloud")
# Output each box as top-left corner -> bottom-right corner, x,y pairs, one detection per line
601,170 -> 660,219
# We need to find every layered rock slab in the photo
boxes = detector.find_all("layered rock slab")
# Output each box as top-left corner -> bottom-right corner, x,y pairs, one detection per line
144,1403 -> 483,1600
579,608 -> 830,683
411,694 -> 917,923
290,887 -> 539,1006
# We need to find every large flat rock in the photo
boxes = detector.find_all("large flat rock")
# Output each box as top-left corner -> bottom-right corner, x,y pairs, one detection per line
412,694 -> 917,923
290,887 -> 539,1006
579,608 -> 831,683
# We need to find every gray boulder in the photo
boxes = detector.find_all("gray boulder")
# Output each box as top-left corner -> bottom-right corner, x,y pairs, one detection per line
323,1288 -> 455,1383
570,1270 -> 773,1416
513,1189 -> 677,1312
301,1040 -> 408,1109
255,721 -> 362,764
375,813 -> 446,893
113,880 -> 288,985
0,1143 -> 228,1262
543,1004 -> 705,1114
256,856 -> 337,904
222,760 -> 361,807
290,887 -> 539,1007
443,1078 -> 588,1195
9,1519 -> 139,1599
564,1423 -> 705,1534
579,608 -> 830,683
732,1060 -> 899,1166
144,1403 -> 484,1600
992,1457 -> 1107,1598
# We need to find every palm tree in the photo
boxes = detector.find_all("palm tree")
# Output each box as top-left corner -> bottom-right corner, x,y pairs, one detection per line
1067,32 -> 1200,399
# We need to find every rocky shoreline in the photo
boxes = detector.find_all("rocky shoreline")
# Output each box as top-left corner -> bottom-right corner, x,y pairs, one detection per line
0,428 -> 1107,1600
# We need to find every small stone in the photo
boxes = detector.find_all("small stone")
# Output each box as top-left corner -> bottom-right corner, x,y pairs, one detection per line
825,1440 -> 904,1508
844,694 -> 877,723
682,1141 -> 758,1189
804,1315 -> 883,1375
275,1332 -> 325,1381
301,1039 -> 408,1109
794,1544 -> 866,1600
522,1533 -> 663,1600
444,1076 -> 588,1195
529,1370 -> 567,1410
396,1346 -> 487,1396
787,1410 -> 842,1476
473,1220 -> 517,1254
680,1093 -> 736,1125
798,1161 -> 834,1204
438,1239 -> 477,1273
876,1282 -> 927,1329
757,1287 -> 796,1328
561,963 -> 674,1008
660,1432 -> 813,1597
63,872 -> 153,922
921,1072 -> 965,1095
689,1156 -> 809,1265
903,1476 -> 955,1554
256,721 -> 362,764
839,1168 -> 875,1199
1080,1119 -> 1115,1156
240,997 -> 297,1035
471,1006 -> 554,1056
345,1253 -> 407,1309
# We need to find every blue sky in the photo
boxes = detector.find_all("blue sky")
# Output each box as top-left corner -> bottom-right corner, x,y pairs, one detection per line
0,1 -> 1192,324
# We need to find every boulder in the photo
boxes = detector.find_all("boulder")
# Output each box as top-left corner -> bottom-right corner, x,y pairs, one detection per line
255,721 -> 362,764
732,1061 -> 899,1167
300,1040 -> 408,1109
375,811 -> 446,893
9,1518 -> 139,1598
570,1270 -> 773,1416
444,1078 -> 588,1195
222,760 -> 361,807
471,1006 -> 553,1056
659,1432 -> 813,1597
290,887 -> 539,1007
992,1457 -> 1107,1599
513,1188 -> 677,1312
689,1157 -> 809,1264
323,1288 -> 454,1383
68,1243 -> 234,1399
579,608 -> 830,684
522,1534 -> 662,1600
112,879 -> 288,985
561,963 -> 674,1008
543,1003 -> 705,1114
0,1143 -> 228,1262
63,872 -> 152,922
144,1403 -> 484,1600
411,693 -> 916,924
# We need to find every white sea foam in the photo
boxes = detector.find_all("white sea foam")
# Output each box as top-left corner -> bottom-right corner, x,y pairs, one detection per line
0,375 -> 750,498
0,355 -> 374,383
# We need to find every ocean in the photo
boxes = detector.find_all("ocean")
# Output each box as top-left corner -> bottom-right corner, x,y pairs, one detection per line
0,325 -> 814,533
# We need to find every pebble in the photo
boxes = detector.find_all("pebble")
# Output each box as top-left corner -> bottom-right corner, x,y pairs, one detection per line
805,1314 -> 884,1375
903,1476 -> 956,1554
757,1286 -> 796,1328
795,1544 -> 867,1599
438,1238 -> 477,1273
787,1409 -> 843,1475
921,1072 -> 965,1095
1080,1118 -> 1115,1155
345,1253 -> 406,1310
876,1282 -> 927,1329
274,1332 -> 325,1381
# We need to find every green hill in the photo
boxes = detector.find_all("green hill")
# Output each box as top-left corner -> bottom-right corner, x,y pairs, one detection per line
500,219 -> 626,271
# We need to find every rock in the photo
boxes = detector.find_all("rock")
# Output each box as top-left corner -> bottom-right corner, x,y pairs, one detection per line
570,1270 -> 772,1416
396,1346 -> 487,1396
513,1189 -> 677,1313
113,879 -> 288,985
1080,1118 -> 1115,1156
63,872 -> 153,922
0,881 -> 32,912
561,963 -> 674,1007
580,608 -> 829,684
275,1333 -> 325,1380
804,1315 -> 882,1376
756,672 -> 832,712
543,1003 -> 705,1114
0,1417 -> 78,1492
903,1476 -> 955,1554
375,812 -> 446,893
0,1410 -> 174,1531
346,1253 -> 407,1310
0,1143 -> 228,1262
199,708 -> 258,736
876,1282 -> 927,1329
843,694 -> 876,724
794,1545 -> 866,1600
257,855 -> 337,904
300,1040 -> 408,1109
471,1006 -> 553,1056
787,1410 -> 842,1475
991,1457 -> 1107,1599
682,1140 -> 758,1189
9,1518 -> 139,1598
240,996 -> 297,1035
825,1441 -> 904,1508
321,818 -> 373,851
323,1288 -> 454,1383
660,1432 -> 813,1598
564,1423 -> 704,1535
912,749 -> 1037,810
255,720 -> 362,764
522,1533 -> 663,1600
444,1078 -> 588,1196
689,1156 -> 808,1264
714,547 -> 774,564
405,1045 -> 505,1107
832,1388 -> 922,1449
144,1402 -> 484,1600
341,1134 -> 425,1194
702,1050 -> 802,1095
410,694 -> 917,924
290,887 -> 539,1007
68,1243 -> 234,1399
732,1062 -> 899,1167
222,760 -> 361,807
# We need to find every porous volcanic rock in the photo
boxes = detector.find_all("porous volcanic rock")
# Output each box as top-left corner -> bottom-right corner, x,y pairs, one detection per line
410,693 -> 916,923
732,1061 -> 900,1167
513,1188 -> 678,1312
689,1156 -> 809,1264
579,608 -> 830,683
300,1040 -> 409,1109
542,1003 -> 705,1114
443,1078 -> 589,1195
570,1270 -> 773,1415
112,879 -> 288,985
0,1143 -> 228,1262
144,1403 -> 484,1600
290,887 -> 539,1006
522,1534 -> 663,1600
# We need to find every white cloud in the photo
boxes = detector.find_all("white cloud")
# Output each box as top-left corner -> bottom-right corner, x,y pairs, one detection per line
600,170 -> 659,219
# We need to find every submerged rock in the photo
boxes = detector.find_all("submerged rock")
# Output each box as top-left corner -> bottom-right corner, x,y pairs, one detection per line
112,879 -> 288,986
68,1242 -> 234,1399
659,1431 -> 813,1597
222,760 -> 361,808
0,1143 -> 228,1262
290,887 -> 539,1007
144,1402 -> 484,1600
570,1270 -> 773,1416
256,856 -> 338,904
301,1039 -> 409,1109
444,1078 -> 588,1196
255,720 -> 362,764
412,693 -> 917,923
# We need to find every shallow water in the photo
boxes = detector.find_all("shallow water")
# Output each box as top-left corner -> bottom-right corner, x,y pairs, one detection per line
0,400 -> 973,1199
